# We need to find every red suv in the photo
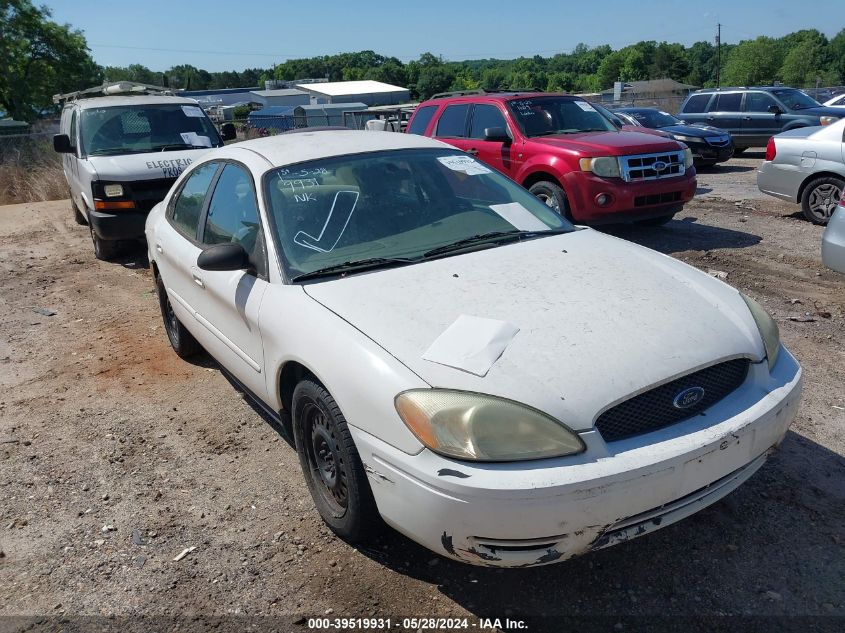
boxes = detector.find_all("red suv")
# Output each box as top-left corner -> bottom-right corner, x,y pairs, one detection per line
407,92 -> 697,225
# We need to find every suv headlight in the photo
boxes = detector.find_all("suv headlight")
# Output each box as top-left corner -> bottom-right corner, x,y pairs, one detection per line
820,115 -> 839,126
740,292 -> 780,370
683,147 -> 694,168
579,156 -> 621,178
395,390 -> 585,462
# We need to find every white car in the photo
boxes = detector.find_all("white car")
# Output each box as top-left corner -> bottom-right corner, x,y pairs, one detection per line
146,130 -> 802,568
823,93 -> 845,108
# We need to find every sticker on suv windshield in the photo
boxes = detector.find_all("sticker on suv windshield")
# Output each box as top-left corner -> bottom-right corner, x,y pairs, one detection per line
293,190 -> 360,253
437,155 -> 491,175
181,105 -> 205,118
575,101 -> 598,112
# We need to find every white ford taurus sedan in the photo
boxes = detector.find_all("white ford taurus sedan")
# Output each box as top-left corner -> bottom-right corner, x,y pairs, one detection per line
146,130 -> 802,567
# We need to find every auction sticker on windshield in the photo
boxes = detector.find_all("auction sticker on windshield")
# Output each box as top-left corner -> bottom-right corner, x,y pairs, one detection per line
437,155 -> 491,175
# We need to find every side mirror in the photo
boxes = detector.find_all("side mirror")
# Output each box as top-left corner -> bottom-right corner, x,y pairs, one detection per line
483,126 -> 511,143
53,134 -> 75,154
767,104 -> 783,115
220,123 -> 237,141
197,242 -> 248,271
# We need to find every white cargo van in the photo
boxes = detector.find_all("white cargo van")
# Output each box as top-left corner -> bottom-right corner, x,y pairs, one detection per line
54,91 -> 235,260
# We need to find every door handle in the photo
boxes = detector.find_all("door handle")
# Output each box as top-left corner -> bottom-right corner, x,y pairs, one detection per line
155,243 -> 163,254
192,273 -> 204,288
706,117 -> 715,121
743,116 -> 752,121
466,148 -> 478,156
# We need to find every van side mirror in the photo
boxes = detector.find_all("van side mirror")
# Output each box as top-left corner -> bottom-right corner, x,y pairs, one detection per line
767,104 -> 783,115
483,127 -> 511,143
197,242 -> 248,271
53,134 -> 75,154
220,123 -> 236,141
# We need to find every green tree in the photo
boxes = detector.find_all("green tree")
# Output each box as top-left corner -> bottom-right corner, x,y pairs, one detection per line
0,0 -> 102,120
415,66 -> 454,99
722,37 -> 783,86
780,31 -> 838,87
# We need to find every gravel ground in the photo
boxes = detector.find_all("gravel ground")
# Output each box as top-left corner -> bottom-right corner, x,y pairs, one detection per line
0,154 -> 843,632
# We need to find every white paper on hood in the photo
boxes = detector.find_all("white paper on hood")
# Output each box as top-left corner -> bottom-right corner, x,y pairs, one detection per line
181,105 -> 205,117
180,131 -> 212,147
422,315 -> 519,377
489,202 -> 549,231
437,155 -> 491,175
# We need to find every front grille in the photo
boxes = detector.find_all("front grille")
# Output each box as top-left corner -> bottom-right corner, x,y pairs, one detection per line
620,151 -> 685,182
595,358 -> 751,442
706,137 -> 731,147
634,191 -> 682,207
130,177 -> 177,211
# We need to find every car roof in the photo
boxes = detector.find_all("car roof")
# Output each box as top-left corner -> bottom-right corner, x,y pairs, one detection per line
420,92 -> 574,106
692,86 -> 801,94
213,130 -> 453,167
71,95 -> 202,110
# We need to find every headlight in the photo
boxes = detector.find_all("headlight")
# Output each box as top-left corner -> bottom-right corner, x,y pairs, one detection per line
683,147 -> 694,168
740,292 -> 780,370
579,156 -> 621,178
672,134 -> 698,143
820,116 -> 839,126
395,390 -> 585,462
103,184 -> 124,198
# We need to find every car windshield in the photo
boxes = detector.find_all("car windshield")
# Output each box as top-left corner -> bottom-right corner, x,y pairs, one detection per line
80,104 -> 223,156
264,148 -> 574,280
771,89 -> 821,110
507,97 -> 616,137
624,110 -> 680,128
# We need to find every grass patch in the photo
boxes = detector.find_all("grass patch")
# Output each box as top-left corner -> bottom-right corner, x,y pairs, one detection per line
0,136 -> 68,206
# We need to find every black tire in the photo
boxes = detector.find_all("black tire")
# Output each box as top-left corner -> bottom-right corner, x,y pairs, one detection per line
732,147 -> 747,155
800,176 -> 843,225
635,214 -> 675,227
72,201 -> 87,225
292,379 -> 380,542
155,272 -> 201,358
89,223 -> 122,261
528,180 -> 570,218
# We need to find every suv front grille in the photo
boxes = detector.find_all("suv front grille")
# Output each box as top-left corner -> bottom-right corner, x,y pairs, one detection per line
595,358 -> 751,442
620,151 -> 685,182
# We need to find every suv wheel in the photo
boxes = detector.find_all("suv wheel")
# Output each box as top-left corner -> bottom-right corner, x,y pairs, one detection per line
89,223 -> 122,261
292,379 -> 381,542
801,176 -> 843,225
528,181 -> 570,218
155,273 -> 200,358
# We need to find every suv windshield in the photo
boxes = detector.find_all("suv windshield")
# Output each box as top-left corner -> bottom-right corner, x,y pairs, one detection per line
624,110 -> 680,128
770,89 -> 821,111
264,149 -> 573,280
80,104 -> 223,156
507,97 -> 616,137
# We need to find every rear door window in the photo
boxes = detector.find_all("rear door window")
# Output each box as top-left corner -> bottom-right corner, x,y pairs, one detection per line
469,104 -> 508,139
168,162 -> 219,239
745,92 -> 778,112
682,94 -> 712,113
435,104 -> 471,138
711,93 -> 742,112
408,105 -> 437,135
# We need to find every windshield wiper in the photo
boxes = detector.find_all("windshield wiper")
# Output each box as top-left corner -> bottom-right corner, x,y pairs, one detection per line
150,143 -> 208,152
292,256 -> 417,282
422,229 -> 568,259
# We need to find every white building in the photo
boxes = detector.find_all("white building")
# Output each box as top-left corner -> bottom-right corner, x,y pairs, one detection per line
248,89 -> 311,107
295,80 -> 410,106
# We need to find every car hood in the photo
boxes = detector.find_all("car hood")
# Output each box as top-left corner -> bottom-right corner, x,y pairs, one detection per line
87,148 -> 213,181
303,230 -> 765,429
530,130 -> 682,155
791,106 -> 844,118
657,124 -> 729,139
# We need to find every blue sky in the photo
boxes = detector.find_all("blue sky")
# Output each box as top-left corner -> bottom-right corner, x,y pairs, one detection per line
46,0 -> 843,72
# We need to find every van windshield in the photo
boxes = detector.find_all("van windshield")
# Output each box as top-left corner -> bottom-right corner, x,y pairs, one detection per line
80,104 -> 223,156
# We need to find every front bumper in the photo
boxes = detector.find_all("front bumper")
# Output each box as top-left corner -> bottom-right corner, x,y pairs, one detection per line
562,169 -> 697,224
89,208 -> 149,242
689,140 -> 734,164
351,347 -> 802,567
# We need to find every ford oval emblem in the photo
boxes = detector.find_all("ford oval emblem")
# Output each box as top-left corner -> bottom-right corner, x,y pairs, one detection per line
652,160 -> 668,172
673,386 -> 705,409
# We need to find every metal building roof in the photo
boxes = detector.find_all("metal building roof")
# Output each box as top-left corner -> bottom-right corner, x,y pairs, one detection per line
295,81 -> 408,96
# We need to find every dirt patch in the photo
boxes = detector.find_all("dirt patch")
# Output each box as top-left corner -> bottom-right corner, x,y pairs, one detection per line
0,159 -> 843,629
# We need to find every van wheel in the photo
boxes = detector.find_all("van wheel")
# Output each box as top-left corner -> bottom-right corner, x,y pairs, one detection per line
528,181 -> 570,218
155,273 -> 200,358
801,176 -> 843,225
72,201 -> 87,225
89,223 -> 121,261
292,379 -> 381,542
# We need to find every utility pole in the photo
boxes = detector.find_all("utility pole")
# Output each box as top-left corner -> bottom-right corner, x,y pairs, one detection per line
716,23 -> 721,88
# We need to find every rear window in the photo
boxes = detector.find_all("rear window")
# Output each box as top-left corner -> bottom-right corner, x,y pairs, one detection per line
712,93 -> 742,112
435,104 -> 471,138
682,94 -> 712,113
408,105 -> 437,135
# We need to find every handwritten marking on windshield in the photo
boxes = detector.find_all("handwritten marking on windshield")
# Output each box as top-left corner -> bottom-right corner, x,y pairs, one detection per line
294,191 -> 360,253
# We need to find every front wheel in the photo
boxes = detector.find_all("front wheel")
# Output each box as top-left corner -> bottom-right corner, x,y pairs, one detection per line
801,176 -> 843,225
155,273 -> 200,358
528,181 -> 570,218
89,223 -> 122,261
292,379 -> 380,542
